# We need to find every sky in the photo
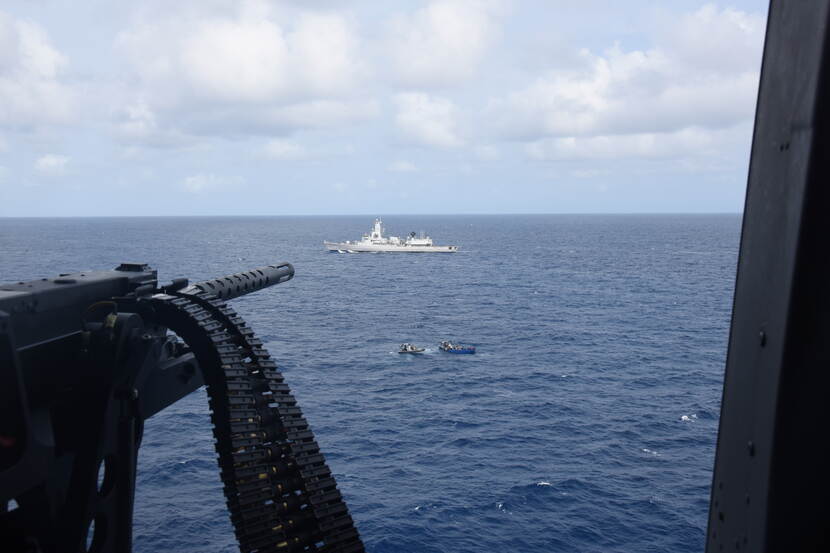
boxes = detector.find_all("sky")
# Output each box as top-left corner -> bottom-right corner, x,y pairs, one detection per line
0,0 -> 769,216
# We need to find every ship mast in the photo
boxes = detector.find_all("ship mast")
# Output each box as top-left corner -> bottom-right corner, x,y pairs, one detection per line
371,218 -> 383,240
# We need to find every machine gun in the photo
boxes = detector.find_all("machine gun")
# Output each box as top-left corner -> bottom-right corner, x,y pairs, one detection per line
0,263 -> 363,553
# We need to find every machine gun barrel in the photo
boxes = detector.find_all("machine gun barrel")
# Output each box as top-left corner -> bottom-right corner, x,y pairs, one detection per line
179,262 -> 294,300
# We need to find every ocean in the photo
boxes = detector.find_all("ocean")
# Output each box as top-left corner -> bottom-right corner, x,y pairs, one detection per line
0,214 -> 740,552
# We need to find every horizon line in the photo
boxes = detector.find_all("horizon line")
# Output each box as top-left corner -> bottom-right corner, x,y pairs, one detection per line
0,212 -> 744,219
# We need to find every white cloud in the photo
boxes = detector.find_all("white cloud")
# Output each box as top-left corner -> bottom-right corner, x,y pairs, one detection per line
254,100 -> 379,131
286,13 -> 367,96
0,1 -> 767,215
663,4 -> 765,74
34,154 -> 69,175
114,6 -> 371,141
115,98 -> 379,145
261,139 -> 306,160
496,46 -> 759,138
171,12 -> 363,102
491,5 -> 764,159
113,101 -> 194,147
183,173 -> 244,193
395,92 -> 463,148
177,18 -> 292,103
0,11 -> 76,131
387,0 -> 501,87
388,160 -> 417,172
526,126 -> 745,161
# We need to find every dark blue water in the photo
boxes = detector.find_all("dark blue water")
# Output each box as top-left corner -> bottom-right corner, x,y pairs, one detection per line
0,215 -> 740,552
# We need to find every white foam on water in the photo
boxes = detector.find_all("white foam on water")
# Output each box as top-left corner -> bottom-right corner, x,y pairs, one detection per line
642,448 -> 660,456
680,414 -> 698,422
536,481 -> 552,486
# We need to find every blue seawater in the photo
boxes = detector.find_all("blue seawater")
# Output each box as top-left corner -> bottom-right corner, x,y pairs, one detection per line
0,215 -> 740,552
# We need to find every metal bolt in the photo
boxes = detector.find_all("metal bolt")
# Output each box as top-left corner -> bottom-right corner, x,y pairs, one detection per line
747,441 -> 755,457
117,387 -> 139,400
759,330 -> 766,347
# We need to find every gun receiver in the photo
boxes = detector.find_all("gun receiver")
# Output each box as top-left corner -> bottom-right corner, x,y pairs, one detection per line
0,263 -> 363,553
0,263 -> 293,348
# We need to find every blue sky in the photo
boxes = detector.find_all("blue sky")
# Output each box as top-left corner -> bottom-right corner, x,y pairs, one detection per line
0,1 -> 768,216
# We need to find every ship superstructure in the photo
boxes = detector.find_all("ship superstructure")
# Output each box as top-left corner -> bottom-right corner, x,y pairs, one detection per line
324,218 -> 458,253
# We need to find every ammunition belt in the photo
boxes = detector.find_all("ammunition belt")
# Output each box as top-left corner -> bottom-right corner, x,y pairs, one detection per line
148,291 -> 364,553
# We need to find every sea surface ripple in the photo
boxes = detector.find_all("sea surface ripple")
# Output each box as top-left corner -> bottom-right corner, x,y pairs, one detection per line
0,214 -> 740,552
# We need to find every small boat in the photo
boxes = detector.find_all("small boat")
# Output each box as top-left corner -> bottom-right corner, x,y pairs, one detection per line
399,343 -> 425,354
439,341 -> 476,354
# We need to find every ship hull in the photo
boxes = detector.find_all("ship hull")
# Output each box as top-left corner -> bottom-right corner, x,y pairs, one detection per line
324,242 -> 458,253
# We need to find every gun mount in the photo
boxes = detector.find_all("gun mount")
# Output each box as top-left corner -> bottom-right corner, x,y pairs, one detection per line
0,263 -> 363,553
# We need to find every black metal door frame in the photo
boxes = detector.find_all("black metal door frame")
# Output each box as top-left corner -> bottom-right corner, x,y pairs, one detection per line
708,1 -> 830,551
